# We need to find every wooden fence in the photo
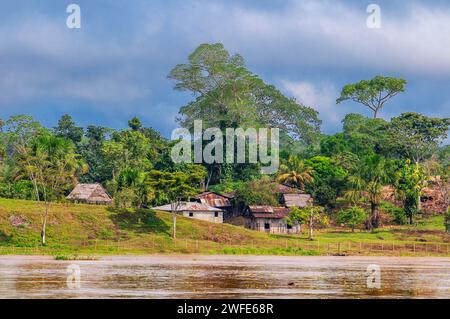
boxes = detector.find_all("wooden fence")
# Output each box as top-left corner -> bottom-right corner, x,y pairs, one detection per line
1,238 -> 449,256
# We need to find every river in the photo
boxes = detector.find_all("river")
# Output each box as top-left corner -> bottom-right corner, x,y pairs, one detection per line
0,255 -> 449,298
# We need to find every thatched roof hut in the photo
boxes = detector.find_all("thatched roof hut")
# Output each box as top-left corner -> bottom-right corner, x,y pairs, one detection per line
67,183 -> 112,205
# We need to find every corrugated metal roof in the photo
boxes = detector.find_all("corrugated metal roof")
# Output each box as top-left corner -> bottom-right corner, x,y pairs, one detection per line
248,206 -> 274,213
248,206 -> 290,219
153,202 -> 223,212
196,192 -> 231,207
274,184 -> 302,194
283,194 -> 312,208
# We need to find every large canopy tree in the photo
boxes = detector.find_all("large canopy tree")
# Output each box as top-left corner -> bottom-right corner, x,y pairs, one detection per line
385,112 -> 450,163
169,43 -> 321,140
337,76 -> 406,118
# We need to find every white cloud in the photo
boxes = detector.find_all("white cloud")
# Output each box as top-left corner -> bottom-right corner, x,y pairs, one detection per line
281,80 -> 343,131
178,0 -> 450,76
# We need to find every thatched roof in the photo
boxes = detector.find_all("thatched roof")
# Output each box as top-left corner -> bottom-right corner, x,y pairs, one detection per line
283,194 -> 312,208
67,183 -> 112,204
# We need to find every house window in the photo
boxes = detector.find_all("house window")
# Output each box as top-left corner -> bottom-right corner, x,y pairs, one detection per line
264,223 -> 270,230
214,212 -> 219,217
189,212 -> 194,217
287,224 -> 292,230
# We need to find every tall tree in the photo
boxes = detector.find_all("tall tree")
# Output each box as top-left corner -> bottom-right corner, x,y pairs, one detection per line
386,112 -> 450,163
148,165 -> 206,239
168,43 -> 321,183
344,155 -> 387,231
15,134 -> 87,245
54,114 -> 83,144
337,76 -> 406,118
393,160 -> 427,224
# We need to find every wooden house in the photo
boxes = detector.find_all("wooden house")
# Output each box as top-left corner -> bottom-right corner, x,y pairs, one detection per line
244,206 -> 300,234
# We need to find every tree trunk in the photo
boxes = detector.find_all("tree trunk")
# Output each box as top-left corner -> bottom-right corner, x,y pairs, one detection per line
172,212 -> 177,239
308,210 -> 314,240
370,202 -> 379,230
373,109 -> 378,119
41,202 -> 50,246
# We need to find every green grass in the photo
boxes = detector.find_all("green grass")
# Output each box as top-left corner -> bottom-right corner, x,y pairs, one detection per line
0,198 -> 449,257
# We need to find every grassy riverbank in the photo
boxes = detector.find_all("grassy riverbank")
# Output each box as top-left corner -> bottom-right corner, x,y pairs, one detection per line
0,198 -> 449,257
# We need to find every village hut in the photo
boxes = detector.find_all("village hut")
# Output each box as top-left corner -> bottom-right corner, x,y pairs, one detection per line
152,202 -> 224,223
66,183 -> 113,205
244,206 -> 300,234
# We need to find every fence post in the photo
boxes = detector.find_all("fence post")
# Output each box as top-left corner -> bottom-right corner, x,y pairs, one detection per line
359,242 -> 362,253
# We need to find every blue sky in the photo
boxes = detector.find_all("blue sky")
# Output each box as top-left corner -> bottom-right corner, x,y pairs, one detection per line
0,0 -> 449,139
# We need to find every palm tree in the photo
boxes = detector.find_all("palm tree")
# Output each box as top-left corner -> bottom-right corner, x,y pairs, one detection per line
14,134 -> 87,245
344,155 -> 386,232
277,156 -> 314,191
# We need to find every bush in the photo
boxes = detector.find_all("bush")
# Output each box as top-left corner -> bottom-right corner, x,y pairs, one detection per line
337,206 -> 367,232
380,201 -> 406,225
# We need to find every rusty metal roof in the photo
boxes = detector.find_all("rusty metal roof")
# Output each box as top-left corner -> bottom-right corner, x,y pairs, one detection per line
196,192 -> 231,207
248,206 -> 290,219
248,206 -> 274,213
274,184 -> 302,194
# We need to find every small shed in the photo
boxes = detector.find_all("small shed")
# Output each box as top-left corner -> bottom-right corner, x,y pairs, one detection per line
245,206 -> 300,234
152,202 -> 223,223
66,183 -> 112,205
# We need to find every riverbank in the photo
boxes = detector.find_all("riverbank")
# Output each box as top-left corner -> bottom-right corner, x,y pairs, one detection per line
1,198 -> 449,257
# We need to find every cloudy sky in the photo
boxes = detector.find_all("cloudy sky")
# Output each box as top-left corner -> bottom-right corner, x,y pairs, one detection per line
0,0 -> 449,137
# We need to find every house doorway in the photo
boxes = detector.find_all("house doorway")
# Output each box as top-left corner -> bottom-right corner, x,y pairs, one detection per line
264,223 -> 270,232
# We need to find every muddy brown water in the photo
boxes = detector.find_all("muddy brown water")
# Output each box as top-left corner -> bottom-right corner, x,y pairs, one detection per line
0,255 -> 449,298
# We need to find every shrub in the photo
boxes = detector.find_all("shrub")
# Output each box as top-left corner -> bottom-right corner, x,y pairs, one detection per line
380,201 -> 406,225
337,206 -> 367,232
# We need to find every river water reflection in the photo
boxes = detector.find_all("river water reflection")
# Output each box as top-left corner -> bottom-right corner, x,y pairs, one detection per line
0,255 -> 449,298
